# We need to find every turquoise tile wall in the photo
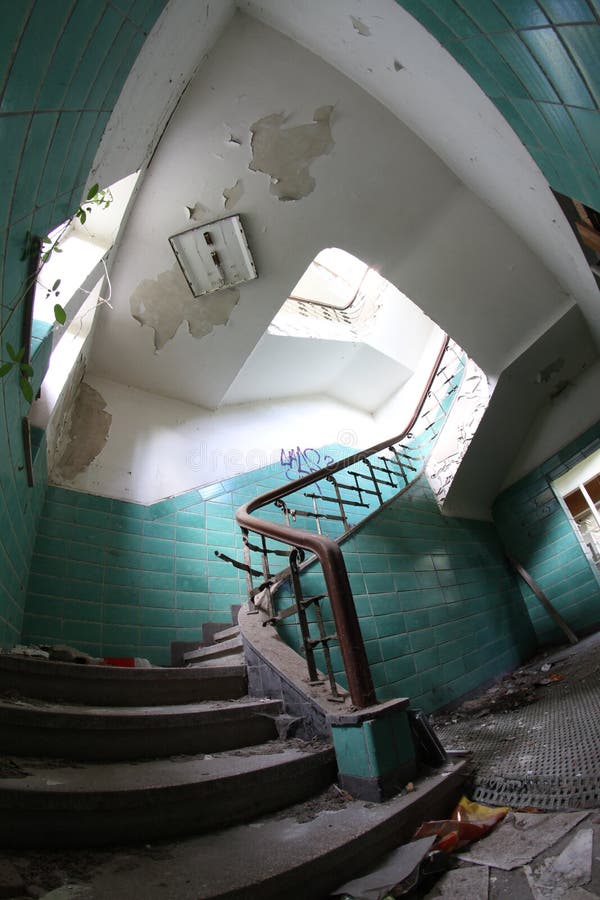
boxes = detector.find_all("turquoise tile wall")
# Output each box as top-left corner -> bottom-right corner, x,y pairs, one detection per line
494,421 -> 600,644
277,475 -> 537,713
23,445 -> 352,664
396,0 -> 600,211
0,2 -> 168,648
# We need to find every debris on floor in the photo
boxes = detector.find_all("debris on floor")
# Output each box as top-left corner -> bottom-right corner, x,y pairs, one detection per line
457,810 -> 590,870
1,644 -> 153,668
523,827 -> 594,899
331,836 -> 435,899
434,631 -> 600,812
415,795 -> 509,853
423,864 -> 489,898
331,796 -> 506,898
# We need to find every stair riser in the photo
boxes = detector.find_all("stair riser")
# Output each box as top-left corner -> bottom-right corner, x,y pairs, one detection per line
0,754 -> 337,848
0,714 -> 279,761
207,762 -> 467,900
0,657 -> 247,705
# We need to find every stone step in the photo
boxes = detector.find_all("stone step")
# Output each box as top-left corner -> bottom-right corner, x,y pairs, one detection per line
183,635 -> 243,663
0,654 -> 247,706
0,742 -> 337,848
0,697 -> 282,761
186,652 -> 244,668
213,624 -> 240,643
1,761 -> 467,897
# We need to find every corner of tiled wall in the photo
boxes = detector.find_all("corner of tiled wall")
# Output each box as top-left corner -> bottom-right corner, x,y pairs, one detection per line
0,2 -> 168,649
494,420 -> 600,644
397,0 -> 600,211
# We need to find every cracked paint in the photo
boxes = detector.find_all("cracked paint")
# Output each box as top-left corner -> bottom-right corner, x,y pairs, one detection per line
53,382 -> 112,479
223,178 -> 244,209
351,16 -> 371,36
130,265 -> 240,351
249,105 -> 334,201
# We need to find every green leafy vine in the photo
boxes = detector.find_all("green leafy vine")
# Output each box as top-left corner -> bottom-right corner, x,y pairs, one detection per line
1,183 -> 113,402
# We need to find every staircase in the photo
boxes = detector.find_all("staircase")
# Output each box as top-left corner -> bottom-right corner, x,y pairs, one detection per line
0,623 -> 466,898
0,622 -> 336,851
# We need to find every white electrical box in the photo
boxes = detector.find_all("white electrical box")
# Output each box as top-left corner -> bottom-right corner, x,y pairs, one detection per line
169,215 -> 257,296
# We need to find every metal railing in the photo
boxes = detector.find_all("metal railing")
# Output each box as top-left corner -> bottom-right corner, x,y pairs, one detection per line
223,336 -> 465,707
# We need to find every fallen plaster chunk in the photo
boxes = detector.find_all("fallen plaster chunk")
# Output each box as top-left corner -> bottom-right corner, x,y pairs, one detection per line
351,15 -> 371,36
223,178 -> 244,209
331,836 -> 435,899
53,382 -> 112,480
249,105 -> 334,201
130,265 -> 240,351
424,865 -> 489,898
524,828 -> 593,899
457,811 -> 589,871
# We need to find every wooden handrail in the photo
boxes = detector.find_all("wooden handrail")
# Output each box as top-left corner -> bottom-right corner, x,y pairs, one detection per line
236,336 -> 451,708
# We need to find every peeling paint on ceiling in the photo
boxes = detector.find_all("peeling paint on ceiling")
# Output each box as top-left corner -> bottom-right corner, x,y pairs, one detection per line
130,265 -> 240,351
223,177 -> 244,209
249,105 -> 334,201
53,382 -> 112,480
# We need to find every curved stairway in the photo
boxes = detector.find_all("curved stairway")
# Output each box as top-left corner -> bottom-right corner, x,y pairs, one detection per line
0,626 -> 466,898
0,625 -> 336,850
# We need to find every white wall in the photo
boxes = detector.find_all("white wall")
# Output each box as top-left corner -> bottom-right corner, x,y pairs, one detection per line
504,360 -> 600,488
51,375 -> 380,504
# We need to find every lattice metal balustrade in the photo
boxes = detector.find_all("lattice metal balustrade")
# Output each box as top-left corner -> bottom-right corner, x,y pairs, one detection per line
215,337 -> 467,702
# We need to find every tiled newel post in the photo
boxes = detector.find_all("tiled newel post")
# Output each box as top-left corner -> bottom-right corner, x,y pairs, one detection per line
328,698 -> 416,801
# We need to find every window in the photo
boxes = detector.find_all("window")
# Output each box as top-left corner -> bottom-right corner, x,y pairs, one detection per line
564,477 -> 600,567
554,450 -> 600,571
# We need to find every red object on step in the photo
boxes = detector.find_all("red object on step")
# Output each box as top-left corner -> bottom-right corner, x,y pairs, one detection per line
103,657 -> 135,667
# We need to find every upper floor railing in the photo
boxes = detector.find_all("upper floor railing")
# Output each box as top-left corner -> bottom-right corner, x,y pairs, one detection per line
226,336 -> 465,707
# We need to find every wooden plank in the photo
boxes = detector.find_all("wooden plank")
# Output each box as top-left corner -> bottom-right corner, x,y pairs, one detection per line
508,556 -> 578,645
575,220 -> 600,255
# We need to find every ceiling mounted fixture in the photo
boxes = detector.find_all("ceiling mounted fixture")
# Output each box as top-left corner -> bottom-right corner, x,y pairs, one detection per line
169,215 -> 257,296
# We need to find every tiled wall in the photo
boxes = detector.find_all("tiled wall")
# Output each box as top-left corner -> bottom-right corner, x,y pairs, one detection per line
277,475 -> 537,713
397,0 -> 600,211
494,421 -> 600,644
0,2 -> 168,648
23,446 -> 351,664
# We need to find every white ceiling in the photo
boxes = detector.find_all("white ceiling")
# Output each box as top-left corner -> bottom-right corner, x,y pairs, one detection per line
88,2 -> 598,419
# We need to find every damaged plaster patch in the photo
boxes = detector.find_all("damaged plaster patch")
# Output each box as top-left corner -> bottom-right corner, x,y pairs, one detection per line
53,382 -> 111,480
130,265 -> 240,351
351,16 -> 371,36
223,178 -> 244,209
249,106 -> 334,201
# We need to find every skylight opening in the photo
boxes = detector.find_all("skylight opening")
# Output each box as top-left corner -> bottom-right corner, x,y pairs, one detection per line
289,247 -> 369,309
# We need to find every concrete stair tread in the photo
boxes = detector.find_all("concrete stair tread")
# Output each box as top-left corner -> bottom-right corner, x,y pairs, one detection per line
213,625 -> 240,643
0,696 -> 279,720
0,740 -> 338,847
0,741 -> 334,796
0,654 -> 247,704
12,761 -> 466,898
186,654 -> 244,668
184,636 -> 243,663
0,697 -> 282,761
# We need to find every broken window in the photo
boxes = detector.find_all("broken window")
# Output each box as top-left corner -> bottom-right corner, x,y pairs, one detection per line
554,451 -> 600,572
